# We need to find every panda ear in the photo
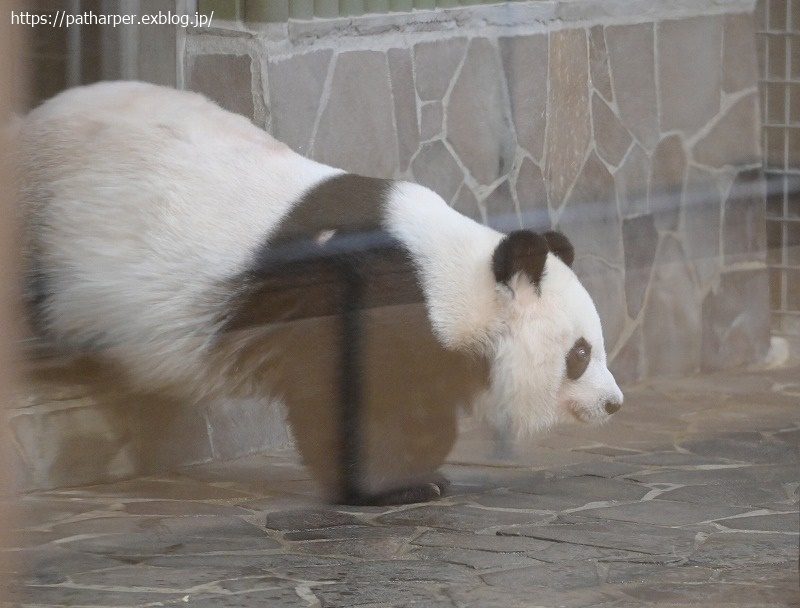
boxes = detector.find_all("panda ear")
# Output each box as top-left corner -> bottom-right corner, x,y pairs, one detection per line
543,230 -> 574,268
492,230 -> 549,287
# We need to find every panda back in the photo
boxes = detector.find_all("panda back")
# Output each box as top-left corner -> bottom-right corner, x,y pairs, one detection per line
20,81 -> 503,395
20,82 -> 339,383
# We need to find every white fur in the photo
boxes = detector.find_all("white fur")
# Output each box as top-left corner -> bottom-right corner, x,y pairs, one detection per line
19,81 -> 341,390
19,81 -> 622,440
383,182 -> 504,351
484,258 -> 624,436
384,182 -> 623,434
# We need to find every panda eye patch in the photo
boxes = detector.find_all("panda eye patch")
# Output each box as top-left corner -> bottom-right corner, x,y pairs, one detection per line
566,337 -> 591,380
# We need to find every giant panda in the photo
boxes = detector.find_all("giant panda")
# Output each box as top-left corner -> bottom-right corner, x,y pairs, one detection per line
17,81 -> 623,505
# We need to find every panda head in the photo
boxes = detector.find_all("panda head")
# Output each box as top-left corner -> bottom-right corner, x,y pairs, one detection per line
482,230 -> 623,437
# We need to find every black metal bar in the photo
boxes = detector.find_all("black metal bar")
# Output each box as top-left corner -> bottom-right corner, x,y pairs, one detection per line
338,260 -> 365,504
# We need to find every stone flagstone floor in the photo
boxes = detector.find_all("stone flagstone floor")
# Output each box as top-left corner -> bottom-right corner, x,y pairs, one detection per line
3,365 -> 799,607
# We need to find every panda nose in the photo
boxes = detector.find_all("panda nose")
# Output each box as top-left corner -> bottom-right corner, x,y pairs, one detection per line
604,401 -> 621,415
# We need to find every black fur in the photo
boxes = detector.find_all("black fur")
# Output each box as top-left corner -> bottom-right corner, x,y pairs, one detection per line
224,173 -> 446,506
251,173 -> 395,273
224,174 -> 425,330
544,231 -> 575,268
566,337 -> 591,380
492,230 -> 550,286
269,174 -> 390,242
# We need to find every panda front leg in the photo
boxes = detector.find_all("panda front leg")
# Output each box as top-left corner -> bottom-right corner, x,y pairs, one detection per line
336,263 -> 450,506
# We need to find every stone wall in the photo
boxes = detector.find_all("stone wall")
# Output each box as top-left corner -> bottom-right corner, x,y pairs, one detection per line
12,0 -> 770,490
184,0 -> 768,384
12,349 -> 294,490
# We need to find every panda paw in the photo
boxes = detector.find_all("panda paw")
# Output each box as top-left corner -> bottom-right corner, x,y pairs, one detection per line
353,475 -> 451,506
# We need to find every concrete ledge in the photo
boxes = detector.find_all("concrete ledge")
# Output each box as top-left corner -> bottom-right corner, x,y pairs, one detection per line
194,0 -> 757,49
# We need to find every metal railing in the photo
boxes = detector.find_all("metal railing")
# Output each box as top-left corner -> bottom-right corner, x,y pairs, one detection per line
757,0 -> 800,338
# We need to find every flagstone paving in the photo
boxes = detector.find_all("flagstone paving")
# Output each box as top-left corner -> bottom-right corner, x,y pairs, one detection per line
3,365 -> 799,607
